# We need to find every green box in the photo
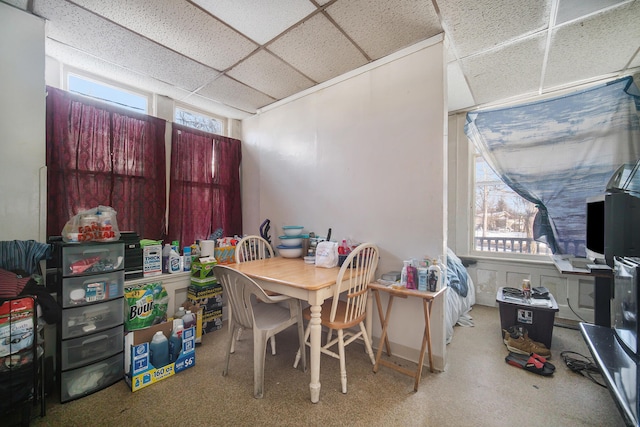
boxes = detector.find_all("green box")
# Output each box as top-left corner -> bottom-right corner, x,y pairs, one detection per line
190,260 -> 217,280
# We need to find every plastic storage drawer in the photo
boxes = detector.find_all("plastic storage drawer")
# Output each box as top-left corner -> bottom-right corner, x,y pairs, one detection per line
496,287 -> 559,349
60,352 -> 123,402
60,270 -> 124,308
61,298 -> 124,339
61,243 -> 124,277
60,325 -> 123,370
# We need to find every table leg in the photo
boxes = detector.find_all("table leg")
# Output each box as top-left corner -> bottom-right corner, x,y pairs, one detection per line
309,303 -> 322,403
373,290 -> 392,355
373,294 -> 395,372
413,298 -> 434,392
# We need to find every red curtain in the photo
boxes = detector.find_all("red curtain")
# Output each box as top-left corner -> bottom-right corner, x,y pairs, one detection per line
46,86 -> 166,240
168,124 -> 242,248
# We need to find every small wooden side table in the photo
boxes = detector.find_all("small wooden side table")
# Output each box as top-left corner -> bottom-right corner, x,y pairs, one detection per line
369,282 -> 446,391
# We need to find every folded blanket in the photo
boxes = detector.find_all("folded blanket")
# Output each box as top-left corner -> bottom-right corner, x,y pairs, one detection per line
446,248 -> 469,297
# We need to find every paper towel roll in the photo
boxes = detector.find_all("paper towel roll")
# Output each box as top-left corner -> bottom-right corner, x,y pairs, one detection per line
200,240 -> 215,257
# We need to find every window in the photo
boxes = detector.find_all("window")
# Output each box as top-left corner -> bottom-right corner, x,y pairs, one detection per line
174,106 -> 224,135
474,154 -> 551,256
67,73 -> 148,114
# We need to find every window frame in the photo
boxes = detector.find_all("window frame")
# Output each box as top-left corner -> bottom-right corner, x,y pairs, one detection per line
173,103 -> 226,136
63,66 -> 152,115
471,152 -> 552,261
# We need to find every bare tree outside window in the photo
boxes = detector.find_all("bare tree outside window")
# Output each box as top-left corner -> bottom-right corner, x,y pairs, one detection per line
174,107 -> 223,135
474,155 -> 551,255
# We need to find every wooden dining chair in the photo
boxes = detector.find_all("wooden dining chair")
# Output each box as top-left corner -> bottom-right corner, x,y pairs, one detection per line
213,265 -> 306,398
232,235 -> 279,355
293,243 -> 379,394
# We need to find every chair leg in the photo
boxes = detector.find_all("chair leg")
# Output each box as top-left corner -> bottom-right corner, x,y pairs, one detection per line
223,324 -> 236,376
338,329 -> 347,394
270,336 -> 276,355
326,328 -> 333,344
360,322 -> 376,365
253,331 -> 268,399
293,322 -> 311,369
296,307 -> 307,372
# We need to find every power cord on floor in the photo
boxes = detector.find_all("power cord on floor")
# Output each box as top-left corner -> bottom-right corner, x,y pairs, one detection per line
560,350 -> 606,388
566,297 -> 587,323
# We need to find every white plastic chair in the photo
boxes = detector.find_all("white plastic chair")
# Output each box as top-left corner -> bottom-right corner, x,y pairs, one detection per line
293,243 -> 379,394
213,265 -> 306,398
231,235 -> 279,355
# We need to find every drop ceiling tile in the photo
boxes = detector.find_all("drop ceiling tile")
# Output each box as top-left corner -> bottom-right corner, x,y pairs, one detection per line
461,34 -> 546,106
556,0 -> 627,24
227,50 -> 315,99
437,0 -> 551,58
192,0 -> 317,45
268,12 -> 368,82
544,1 -> 640,88
59,0 -> 258,70
46,40 -> 252,120
197,75 -> 276,113
326,0 -> 441,60
38,0 -> 218,92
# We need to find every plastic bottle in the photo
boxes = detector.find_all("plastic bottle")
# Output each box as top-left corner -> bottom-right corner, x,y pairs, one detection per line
169,324 -> 183,363
149,331 -> 169,368
400,260 -> 411,287
406,261 -> 417,290
183,246 -> 192,271
191,242 -> 200,262
162,244 -> 171,273
174,306 -> 186,320
522,279 -> 532,299
417,267 -> 428,291
427,259 -> 443,292
169,247 -> 181,273
338,239 -> 348,255
182,309 -> 196,329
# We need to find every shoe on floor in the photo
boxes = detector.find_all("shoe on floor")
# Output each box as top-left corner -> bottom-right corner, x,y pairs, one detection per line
503,326 -> 549,352
504,331 -> 551,358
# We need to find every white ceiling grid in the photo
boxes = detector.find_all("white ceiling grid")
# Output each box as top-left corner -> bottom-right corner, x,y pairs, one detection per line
2,0 -> 636,119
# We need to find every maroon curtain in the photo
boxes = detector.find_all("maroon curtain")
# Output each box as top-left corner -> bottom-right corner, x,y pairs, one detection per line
168,124 -> 242,247
46,86 -> 166,240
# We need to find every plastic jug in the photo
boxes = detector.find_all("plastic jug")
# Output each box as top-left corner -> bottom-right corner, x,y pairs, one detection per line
169,248 -> 181,273
182,310 -> 196,329
149,331 -> 169,368
174,306 -> 186,320
169,325 -> 183,362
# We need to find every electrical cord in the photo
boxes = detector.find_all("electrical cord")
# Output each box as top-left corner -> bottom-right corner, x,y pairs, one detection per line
566,297 -> 587,323
560,350 -> 606,388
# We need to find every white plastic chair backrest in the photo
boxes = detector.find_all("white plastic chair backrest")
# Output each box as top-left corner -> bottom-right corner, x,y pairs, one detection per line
235,235 -> 274,263
330,243 -> 379,324
213,265 -> 271,330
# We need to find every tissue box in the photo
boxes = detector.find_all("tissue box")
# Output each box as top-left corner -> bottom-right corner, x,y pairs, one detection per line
191,260 -> 217,280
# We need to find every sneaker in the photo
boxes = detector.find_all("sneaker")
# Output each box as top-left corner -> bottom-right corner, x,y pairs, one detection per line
504,331 -> 551,358
503,326 -> 546,349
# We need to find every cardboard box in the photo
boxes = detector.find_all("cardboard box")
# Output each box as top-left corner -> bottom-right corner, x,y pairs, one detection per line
190,260 -> 217,280
202,309 -> 223,333
187,282 -> 223,309
124,321 -> 196,392
214,246 -> 235,265
143,244 -> 162,277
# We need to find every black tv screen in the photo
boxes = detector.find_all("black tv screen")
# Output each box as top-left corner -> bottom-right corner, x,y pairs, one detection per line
586,196 -> 605,258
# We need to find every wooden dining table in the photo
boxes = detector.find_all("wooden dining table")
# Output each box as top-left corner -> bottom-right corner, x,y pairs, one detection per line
226,256 -> 372,403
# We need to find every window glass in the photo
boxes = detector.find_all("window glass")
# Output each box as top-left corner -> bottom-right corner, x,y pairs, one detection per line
67,74 -> 148,114
174,107 -> 223,135
474,154 -> 552,256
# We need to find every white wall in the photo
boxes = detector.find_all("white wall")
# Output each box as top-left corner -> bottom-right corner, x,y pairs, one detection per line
242,37 -> 448,364
0,4 -> 46,242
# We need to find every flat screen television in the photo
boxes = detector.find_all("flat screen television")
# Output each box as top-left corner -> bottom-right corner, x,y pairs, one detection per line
585,194 -> 605,262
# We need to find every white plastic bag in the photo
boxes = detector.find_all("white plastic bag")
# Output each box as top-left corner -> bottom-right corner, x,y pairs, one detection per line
315,241 -> 339,268
61,205 -> 121,243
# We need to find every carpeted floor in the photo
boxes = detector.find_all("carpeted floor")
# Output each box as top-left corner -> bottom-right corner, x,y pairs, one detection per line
29,305 -> 624,427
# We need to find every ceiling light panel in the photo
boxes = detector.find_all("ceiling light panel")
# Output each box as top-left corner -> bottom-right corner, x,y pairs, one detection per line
64,0 -> 258,70
192,0 -> 317,45
268,12 -> 368,83
326,0 -> 442,60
